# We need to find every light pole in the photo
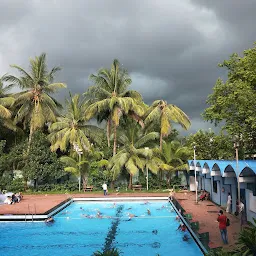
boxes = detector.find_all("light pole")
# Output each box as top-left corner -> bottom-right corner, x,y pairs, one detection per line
234,139 -> 240,211
193,144 -> 198,204
145,147 -> 149,191
73,143 -> 83,192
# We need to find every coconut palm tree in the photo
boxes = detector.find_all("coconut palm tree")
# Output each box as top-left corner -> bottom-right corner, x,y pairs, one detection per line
48,93 -> 103,152
86,59 -> 144,156
0,76 -> 15,131
157,140 -> 191,186
3,53 -> 66,148
144,100 -> 191,150
108,120 -> 161,188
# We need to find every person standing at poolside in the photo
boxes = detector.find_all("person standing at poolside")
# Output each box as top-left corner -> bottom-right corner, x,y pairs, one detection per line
102,182 -> 108,196
217,210 -> 228,244
226,192 -> 232,213
169,189 -> 174,201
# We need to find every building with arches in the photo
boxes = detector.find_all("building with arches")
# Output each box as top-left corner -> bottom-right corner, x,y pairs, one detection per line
188,160 -> 256,223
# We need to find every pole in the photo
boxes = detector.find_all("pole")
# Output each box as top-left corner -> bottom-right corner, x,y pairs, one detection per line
146,165 -> 149,191
145,147 -> 149,191
194,146 -> 198,203
235,146 -> 240,205
235,145 -> 241,230
78,153 -> 81,192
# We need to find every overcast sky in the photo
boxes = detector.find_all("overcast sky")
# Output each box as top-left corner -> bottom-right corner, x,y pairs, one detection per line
0,0 -> 255,135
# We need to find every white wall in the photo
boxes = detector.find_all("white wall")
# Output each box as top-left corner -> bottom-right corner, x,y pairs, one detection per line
246,189 -> 256,224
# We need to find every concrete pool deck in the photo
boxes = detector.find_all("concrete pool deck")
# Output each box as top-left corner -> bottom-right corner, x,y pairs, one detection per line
0,192 -> 167,215
0,191 -> 240,250
174,191 -> 240,251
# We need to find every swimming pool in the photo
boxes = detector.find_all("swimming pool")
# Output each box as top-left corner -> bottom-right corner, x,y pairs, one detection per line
0,201 -> 203,256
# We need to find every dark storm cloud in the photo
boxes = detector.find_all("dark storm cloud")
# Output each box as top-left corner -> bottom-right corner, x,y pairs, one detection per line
0,0 -> 256,134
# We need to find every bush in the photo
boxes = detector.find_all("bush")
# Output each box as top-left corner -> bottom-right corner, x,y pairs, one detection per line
36,181 -> 79,192
138,173 -> 168,190
6,178 -> 25,192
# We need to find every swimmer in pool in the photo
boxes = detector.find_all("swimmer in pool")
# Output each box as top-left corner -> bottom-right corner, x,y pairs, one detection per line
61,210 -> 70,215
152,229 -> 158,235
141,201 -> 150,205
45,217 -> 54,223
147,209 -> 151,215
128,213 -> 138,219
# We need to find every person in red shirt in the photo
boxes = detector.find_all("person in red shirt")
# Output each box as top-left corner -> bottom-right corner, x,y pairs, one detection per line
217,210 -> 228,244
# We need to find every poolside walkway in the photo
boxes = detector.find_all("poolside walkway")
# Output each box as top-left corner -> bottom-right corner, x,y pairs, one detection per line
0,192 -> 166,215
174,191 -> 240,250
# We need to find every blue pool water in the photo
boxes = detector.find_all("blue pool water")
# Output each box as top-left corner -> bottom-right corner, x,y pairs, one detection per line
0,201 -> 203,256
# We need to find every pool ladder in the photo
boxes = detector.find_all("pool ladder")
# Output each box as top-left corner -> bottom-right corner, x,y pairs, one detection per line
27,204 -> 37,222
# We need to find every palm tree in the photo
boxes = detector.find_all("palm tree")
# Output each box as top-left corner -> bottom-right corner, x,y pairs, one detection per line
3,53 -> 66,148
0,76 -> 15,131
86,59 -> 144,156
60,147 -> 103,190
235,218 -> 256,255
157,140 -> 191,186
48,93 -> 103,152
108,120 -> 160,188
144,100 -> 191,151
60,155 -> 88,191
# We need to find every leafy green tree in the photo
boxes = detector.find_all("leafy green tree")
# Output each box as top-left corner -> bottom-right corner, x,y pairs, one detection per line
203,45 -> 256,154
22,131 -> 64,188
108,120 -> 160,188
86,59 -> 144,156
144,100 -> 190,151
185,129 -> 234,160
4,53 -> 66,148
48,93 -> 103,152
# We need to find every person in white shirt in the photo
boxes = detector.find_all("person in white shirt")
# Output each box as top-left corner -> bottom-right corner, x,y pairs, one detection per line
102,183 -> 108,196
4,196 -> 12,205
239,201 -> 244,214
226,192 -> 232,213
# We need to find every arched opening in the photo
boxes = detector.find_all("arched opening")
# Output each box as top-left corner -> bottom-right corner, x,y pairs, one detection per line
211,164 -> 221,205
239,167 -> 256,222
222,165 -> 237,213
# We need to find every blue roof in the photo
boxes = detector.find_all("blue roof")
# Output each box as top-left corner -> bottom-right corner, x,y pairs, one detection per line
188,160 -> 256,177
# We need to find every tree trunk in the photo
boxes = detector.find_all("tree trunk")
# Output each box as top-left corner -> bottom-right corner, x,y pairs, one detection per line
23,177 -> 28,191
107,119 -> 111,147
183,170 -> 189,187
160,132 -> 163,151
82,174 -> 88,188
111,180 -> 115,189
166,173 -> 171,187
128,174 -> 133,189
113,123 -> 117,156
27,125 -> 34,153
